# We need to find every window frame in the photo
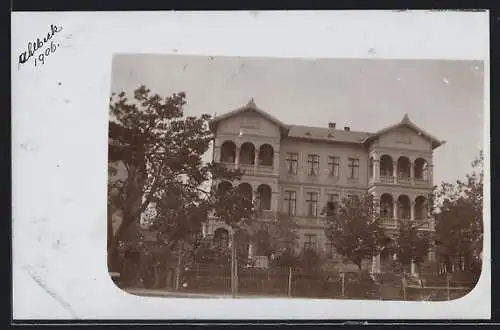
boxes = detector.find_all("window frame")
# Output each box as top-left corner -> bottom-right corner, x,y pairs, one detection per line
328,156 -> 340,177
347,157 -> 360,179
285,152 -> 298,175
284,190 -> 297,216
307,154 -> 320,176
304,233 -> 318,251
305,191 -> 319,217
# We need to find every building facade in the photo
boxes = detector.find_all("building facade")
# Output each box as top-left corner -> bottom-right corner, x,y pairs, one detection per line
206,99 -> 444,272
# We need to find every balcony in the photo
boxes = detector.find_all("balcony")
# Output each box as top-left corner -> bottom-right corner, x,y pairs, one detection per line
397,176 -> 412,185
381,217 -> 398,229
380,175 -> 395,184
370,176 -> 431,188
221,162 -> 277,176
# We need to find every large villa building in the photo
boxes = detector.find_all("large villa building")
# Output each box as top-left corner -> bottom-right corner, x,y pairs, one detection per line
205,99 -> 445,272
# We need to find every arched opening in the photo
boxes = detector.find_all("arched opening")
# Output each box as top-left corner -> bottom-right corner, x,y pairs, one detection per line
220,141 -> 236,163
239,142 -> 255,165
256,184 -> 272,211
397,156 -> 411,179
213,227 -> 229,247
397,195 -> 411,220
414,158 -> 429,180
237,182 -> 253,204
380,193 -> 394,218
258,144 -> 274,166
414,196 -> 427,220
217,181 -> 233,197
380,155 -> 394,177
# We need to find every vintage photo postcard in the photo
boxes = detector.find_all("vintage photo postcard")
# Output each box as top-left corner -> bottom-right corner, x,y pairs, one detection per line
12,10 -> 490,320
108,55 -> 485,304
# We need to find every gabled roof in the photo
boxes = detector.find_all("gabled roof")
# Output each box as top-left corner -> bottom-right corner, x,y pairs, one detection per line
210,101 -> 444,149
362,114 -> 445,149
287,125 -> 371,145
209,98 -> 290,135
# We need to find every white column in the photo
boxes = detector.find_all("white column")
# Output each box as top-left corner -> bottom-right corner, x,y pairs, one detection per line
253,189 -> 259,211
410,160 -> 414,184
248,242 -> 254,259
213,143 -> 220,163
271,191 -> 279,214
429,164 -> 434,185
393,161 -> 398,184
371,254 -> 381,274
202,222 -> 208,237
373,197 -> 380,217
273,150 -> 280,170
235,147 -> 240,169
373,159 -> 380,182
410,200 -> 415,220
410,260 -> 417,276
254,148 -> 259,171
393,201 -> 398,220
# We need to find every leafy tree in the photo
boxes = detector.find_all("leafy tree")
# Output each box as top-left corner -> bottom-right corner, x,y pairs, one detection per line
393,220 -> 433,273
108,86 -> 244,271
297,248 -> 323,274
434,151 -> 484,275
245,212 -> 299,258
324,193 -> 385,271
269,248 -> 299,270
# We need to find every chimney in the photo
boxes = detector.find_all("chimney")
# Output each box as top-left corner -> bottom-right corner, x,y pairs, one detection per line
344,126 -> 350,131
328,122 -> 336,129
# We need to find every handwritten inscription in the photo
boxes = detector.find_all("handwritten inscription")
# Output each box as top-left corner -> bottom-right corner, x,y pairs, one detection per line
18,24 -> 63,68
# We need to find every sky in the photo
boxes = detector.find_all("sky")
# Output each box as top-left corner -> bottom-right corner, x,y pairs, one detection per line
110,54 -> 485,185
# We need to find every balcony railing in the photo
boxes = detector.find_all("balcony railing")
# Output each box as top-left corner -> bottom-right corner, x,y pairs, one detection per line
380,175 -> 395,184
397,176 -> 411,185
381,217 -> 398,229
372,175 -> 431,187
413,178 -> 431,186
220,162 -> 277,176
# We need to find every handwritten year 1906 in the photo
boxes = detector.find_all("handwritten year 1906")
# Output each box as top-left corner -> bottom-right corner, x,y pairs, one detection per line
34,41 -> 59,66
18,24 -> 63,68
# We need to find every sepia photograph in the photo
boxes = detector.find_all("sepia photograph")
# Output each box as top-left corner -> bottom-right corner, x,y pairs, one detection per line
107,54 -> 484,302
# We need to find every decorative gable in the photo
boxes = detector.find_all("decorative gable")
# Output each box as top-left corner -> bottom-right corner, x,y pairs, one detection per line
363,114 -> 445,150
210,98 -> 289,138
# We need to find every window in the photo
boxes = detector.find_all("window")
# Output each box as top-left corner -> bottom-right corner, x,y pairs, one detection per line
307,154 -> 320,176
286,152 -> 298,175
306,192 -> 319,217
347,194 -> 359,201
325,240 -> 335,254
304,234 -> 317,251
284,191 -> 297,216
347,194 -> 360,207
328,156 -> 340,177
326,193 -> 339,214
348,158 -> 359,179
328,193 -> 339,204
